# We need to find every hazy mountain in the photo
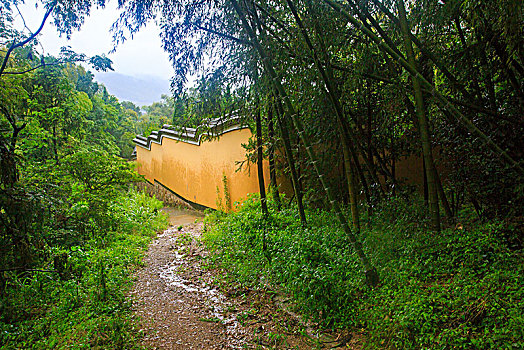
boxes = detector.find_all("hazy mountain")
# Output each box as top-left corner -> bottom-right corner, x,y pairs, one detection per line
94,72 -> 171,107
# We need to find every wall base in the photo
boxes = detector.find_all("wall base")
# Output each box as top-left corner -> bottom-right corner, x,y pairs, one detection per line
134,180 -> 200,210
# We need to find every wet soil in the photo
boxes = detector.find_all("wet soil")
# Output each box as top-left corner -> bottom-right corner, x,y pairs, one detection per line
131,209 -> 363,349
161,207 -> 205,226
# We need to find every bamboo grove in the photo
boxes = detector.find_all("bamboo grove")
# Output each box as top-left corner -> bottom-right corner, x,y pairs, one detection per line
104,0 -> 523,285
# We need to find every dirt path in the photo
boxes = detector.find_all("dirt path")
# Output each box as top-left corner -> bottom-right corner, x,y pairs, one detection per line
131,210 -> 362,349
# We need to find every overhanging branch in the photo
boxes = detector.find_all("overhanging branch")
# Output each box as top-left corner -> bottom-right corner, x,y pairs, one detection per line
0,1 -> 56,78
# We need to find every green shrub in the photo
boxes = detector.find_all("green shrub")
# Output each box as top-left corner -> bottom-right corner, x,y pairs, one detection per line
204,194 -> 524,349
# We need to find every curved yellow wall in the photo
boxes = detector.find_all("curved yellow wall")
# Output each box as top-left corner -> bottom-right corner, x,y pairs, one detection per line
135,128 -> 270,210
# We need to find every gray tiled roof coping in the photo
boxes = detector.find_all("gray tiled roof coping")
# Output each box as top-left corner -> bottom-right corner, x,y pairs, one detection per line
132,114 -> 249,150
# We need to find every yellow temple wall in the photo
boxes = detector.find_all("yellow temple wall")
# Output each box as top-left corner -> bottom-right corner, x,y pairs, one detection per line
135,128 -> 270,210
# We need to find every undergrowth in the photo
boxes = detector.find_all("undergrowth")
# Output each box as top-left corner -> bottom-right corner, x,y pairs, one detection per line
0,190 -> 168,349
203,194 -> 523,349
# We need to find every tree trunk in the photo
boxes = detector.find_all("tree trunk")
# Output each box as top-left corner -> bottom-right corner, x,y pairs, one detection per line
370,0 -> 479,106
255,101 -> 269,218
286,0 -> 363,231
52,125 -> 59,165
435,167 -> 453,220
423,158 -> 429,205
1,116 -> 26,187
391,138 -> 396,196
300,0 -> 386,197
366,88 -> 373,169
476,40 -> 498,111
454,16 -> 483,101
343,143 -> 360,234
255,99 -> 269,259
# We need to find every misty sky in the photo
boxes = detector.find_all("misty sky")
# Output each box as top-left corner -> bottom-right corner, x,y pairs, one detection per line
15,1 -> 174,79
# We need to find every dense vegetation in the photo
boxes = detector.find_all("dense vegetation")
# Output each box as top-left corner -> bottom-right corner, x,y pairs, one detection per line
0,6 -> 171,347
205,196 -> 523,349
130,0 -> 521,348
1,191 -> 167,348
1,0 -> 523,348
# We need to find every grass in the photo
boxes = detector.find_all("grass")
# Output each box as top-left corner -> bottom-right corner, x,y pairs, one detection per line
202,194 -> 524,349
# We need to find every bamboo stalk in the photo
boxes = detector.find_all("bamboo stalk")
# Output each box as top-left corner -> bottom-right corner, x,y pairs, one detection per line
322,0 -> 524,176
267,102 -> 282,211
274,97 -> 307,226
286,0 -> 361,231
397,0 -> 440,231
230,0 -> 379,286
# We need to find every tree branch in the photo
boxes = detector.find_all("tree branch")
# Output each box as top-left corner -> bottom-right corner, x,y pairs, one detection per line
0,2 -> 56,78
15,3 -> 32,34
2,61 -> 62,75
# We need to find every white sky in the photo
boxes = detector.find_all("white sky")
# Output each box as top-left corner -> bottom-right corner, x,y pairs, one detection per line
14,1 -> 174,79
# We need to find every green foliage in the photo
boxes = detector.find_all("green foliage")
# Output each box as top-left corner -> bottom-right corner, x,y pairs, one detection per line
0,190 -> 168,349
204,195 -> 523,349
59,149 -> 141,237
0,32 -> 169,349
2,1 -> 523,349
222,174 -> 231,212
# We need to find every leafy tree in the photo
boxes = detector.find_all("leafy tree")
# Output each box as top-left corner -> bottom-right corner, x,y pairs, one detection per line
61,149 -> 139,235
